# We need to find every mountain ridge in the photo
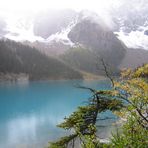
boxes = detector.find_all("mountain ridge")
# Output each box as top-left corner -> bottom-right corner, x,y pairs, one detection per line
0,9 -> 148,79
0,39 -> 83,80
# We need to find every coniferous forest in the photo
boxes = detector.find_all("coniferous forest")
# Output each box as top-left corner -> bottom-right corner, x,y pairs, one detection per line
0,40 -> 82,80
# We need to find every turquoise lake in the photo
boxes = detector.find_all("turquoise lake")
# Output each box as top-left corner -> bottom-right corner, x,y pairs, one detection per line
0,80 -> 116,148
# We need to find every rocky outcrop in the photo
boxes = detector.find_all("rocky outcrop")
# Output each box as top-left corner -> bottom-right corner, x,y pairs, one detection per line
68,19 -> 126,71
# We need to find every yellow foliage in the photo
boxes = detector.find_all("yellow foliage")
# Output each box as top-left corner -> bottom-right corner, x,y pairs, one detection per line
114,64 -> 148,128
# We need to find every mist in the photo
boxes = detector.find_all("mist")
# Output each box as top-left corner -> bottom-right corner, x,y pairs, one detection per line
0,0 -> 148,49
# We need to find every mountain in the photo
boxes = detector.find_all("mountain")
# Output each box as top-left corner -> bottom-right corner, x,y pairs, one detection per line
1,7 -> 148,50
0,39 -> 82,80
120,48 -> 148,69
111,0 -> 148,33
23,40 -> 71,57
0,4 -> 148,50
110,0 -> 148,50
64,16 -> 126,75
61,47 -> 98,74
24,10 -> 148,76
0,8 -> 147,77
34,9 -> 77,39
0,17 -> 7,37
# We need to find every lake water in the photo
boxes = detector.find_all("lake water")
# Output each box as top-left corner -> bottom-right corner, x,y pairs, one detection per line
0,80 -> 116,148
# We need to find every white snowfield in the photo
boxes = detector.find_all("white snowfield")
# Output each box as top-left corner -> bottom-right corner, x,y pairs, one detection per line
0,6 -> 148,50
115,25 -> 148,50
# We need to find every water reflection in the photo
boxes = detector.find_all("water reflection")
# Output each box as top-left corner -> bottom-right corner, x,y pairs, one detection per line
0,80 -> 111,148
1,113 -> 65,148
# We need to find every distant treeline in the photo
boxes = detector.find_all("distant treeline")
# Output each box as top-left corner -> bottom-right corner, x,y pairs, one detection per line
0,40 -> 82,80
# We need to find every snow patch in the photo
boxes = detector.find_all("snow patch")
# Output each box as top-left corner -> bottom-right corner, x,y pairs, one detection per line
115,26 -> 148,50
3,13 -> 44,42
46,20 -> 77,46
3,12 -> 76,45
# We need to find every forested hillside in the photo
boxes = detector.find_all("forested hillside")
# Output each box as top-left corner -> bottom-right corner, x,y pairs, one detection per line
0,40 -> 82,80
61,47 -> 121,76
68,19 -> 126,69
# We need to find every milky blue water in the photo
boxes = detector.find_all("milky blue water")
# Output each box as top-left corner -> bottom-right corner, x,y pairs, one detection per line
0,80 -> 115,148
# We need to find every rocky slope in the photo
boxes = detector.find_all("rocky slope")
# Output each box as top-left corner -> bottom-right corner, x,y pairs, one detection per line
68,18 -> 126,68
120,48 -> 148,69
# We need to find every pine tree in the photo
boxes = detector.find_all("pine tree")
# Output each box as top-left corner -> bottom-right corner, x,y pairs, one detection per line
48,60 -> 124,148
48,63 -> 148,148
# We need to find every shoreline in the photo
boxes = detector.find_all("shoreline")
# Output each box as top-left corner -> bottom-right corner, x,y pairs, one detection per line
0,73 -> 29,82
0,72 -> 107,83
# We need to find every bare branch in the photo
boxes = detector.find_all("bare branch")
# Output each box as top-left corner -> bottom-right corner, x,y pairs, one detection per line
100,58 -> 115,87
75,84 -> 97,93
118,93 -> 148,123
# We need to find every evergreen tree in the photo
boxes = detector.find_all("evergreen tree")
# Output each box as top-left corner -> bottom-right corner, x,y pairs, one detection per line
48,60 -> 124,148
48,64 -> 148,148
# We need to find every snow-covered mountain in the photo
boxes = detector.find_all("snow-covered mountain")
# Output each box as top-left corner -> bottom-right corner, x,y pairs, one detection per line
0,6 -> 148,50
0,9 -> 78,51
111,0 -> 148,49
0,0 -> 148,52
0,12 -> 44,42
0,5 -> 148,76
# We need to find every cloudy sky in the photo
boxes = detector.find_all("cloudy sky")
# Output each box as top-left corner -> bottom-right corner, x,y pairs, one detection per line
1,0 -> 148,49
0,0 -> 120,13
0,0 -> 147,19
